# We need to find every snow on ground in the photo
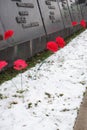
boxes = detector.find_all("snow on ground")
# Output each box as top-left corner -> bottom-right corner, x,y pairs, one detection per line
0,30 -> 87,130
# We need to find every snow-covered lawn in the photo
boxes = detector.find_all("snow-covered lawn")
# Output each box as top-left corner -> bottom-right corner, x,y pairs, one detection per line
0,30 -> 87,130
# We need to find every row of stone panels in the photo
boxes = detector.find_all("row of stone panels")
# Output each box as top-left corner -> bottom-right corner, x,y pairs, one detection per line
0,0 -> 87,66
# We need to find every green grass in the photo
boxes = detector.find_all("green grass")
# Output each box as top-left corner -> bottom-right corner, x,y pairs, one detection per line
0,28 -> 86,85
0,50 -> 53,85
65,28 -> 85,43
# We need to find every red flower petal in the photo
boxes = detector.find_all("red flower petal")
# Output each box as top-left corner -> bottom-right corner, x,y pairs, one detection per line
72,21 -> 78,26
0,61 -> 8,70
13,59 -> 28,71
56,36 -> 66,48
4,30 -> 14,40
80,19 -> 86,28
46,41 -> 58,52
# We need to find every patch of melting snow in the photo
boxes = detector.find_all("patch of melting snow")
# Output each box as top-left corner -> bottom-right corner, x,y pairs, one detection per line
0,30 -> 87,130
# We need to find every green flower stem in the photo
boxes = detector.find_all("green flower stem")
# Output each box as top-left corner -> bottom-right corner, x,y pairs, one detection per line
37,60 -> 46,70
4,71 -> 18,90
21,71 -> 23,90
11,79 -> 18,90
33,60 -> 46,79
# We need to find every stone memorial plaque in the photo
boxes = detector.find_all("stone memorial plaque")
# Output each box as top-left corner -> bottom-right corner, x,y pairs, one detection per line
75,0 -> 83,21
0,0 -> 45,45
79,0 -> 87,20
66,0 -> 80,22
0,21 -> 8,50
57,0 -> 72,27
38,0 -> 64,35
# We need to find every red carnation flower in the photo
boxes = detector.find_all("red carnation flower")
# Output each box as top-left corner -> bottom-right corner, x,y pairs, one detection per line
56,36 -> 66,48
80,19 -> 86,28
0,61 -> 8,70
4,30 -> 14,40
46,41 -> 58,52
13,59 -> 28,90
72,21 -> 78,26
13,59 -> 28,71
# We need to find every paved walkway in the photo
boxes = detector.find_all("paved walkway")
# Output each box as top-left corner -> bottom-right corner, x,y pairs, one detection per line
74,90 -> 87,130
